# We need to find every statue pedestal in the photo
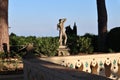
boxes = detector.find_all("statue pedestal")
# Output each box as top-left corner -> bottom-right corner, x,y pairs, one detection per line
57,46 -> 70,56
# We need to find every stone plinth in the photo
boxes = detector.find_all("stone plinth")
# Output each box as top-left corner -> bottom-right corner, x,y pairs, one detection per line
57,46 -> 70,56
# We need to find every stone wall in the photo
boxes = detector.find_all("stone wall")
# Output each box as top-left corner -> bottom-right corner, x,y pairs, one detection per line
40,53 -> 120,80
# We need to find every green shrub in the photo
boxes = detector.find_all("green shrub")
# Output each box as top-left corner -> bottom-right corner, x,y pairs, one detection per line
108,48 -> 114,53
10,33 -> 59,57
67,35 -> 79,54
78,37 -> 94,53
83,33 -> 98,52
36,37 -> 59,56
107,27 -> 120,52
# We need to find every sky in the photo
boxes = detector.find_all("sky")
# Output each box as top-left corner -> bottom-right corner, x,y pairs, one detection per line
9,0 -> 120,37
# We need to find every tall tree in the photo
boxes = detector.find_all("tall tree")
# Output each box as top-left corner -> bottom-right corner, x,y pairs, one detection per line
97,0 -> 107,52
0,0 -> 9,52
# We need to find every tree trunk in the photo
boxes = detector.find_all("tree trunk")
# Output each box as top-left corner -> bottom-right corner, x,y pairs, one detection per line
97,0 -> 107,52
0,0 -> 9,52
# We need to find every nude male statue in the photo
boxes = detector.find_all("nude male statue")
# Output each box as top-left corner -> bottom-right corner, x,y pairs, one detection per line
57,18 -> 67,46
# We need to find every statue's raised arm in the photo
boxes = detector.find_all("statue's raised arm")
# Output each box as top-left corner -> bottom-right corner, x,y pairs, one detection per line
62,18 -> 66,23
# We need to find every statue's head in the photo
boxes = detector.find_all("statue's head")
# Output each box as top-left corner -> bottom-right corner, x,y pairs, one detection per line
59,19 -> 62,22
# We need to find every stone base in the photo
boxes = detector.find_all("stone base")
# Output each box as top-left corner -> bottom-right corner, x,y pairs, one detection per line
57,46 -> 70,56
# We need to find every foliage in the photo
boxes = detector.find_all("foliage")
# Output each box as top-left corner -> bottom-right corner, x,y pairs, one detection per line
9,32 -> 102,57
107,27 -> 120,52
10,33 -> 59,57
77,37 -> 94,53
67,33 -> 94,54
10,33 -> 26,53
36,37 -> 59,56
108,48 -> 114,53
9,33 -> 95,56
83,33 -> 98,52
67,35 -> 79,54
0,52 -> 4,58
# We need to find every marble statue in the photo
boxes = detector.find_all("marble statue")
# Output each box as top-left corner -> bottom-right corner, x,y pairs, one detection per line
57,18 -> 67,46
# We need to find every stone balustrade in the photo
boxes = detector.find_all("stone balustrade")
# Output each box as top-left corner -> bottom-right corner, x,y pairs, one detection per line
40,53 -> 120,80
23,57 -> 111,80
23,53 -> 120,80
